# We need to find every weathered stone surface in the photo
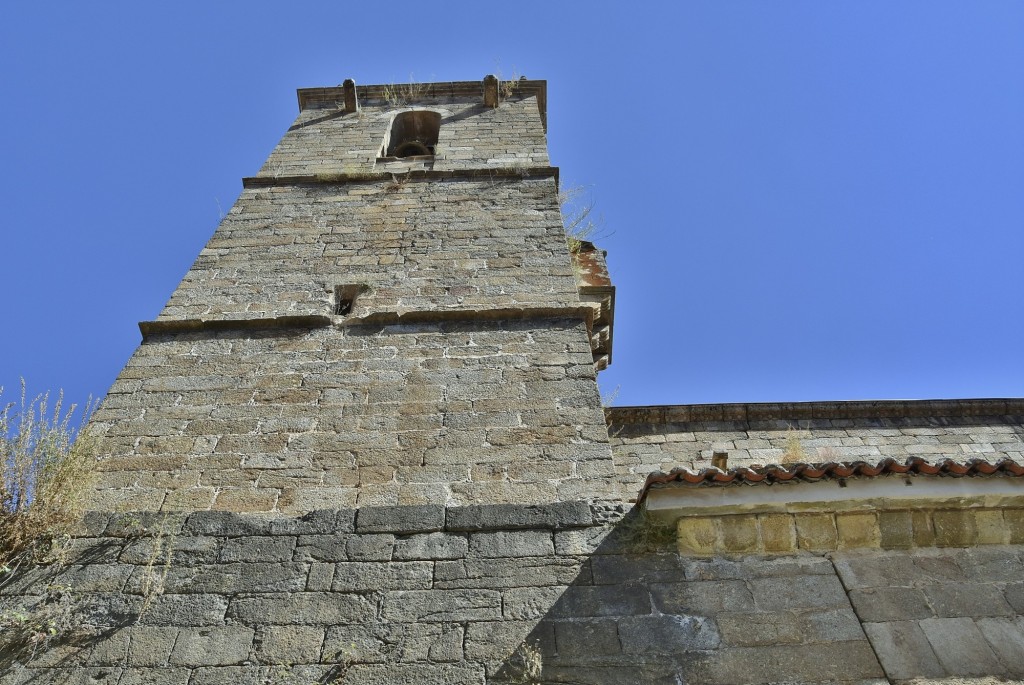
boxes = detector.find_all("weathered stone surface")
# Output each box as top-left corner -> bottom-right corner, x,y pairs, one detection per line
446,501 -> 592,531
339,663 -> 483,685
219,536 -> 295,563
330,561 -> 433,591
716,612 -> 803,647
683,642 -> 884,684
552,619 -> 621,657
548,584 -> 650,618
118,668 -> 192,685
919,617 -> 1006,677
923,583 -> 1014,618
848,587 -> 934,622
137,594 -> 228,626
228,592 -> 373,624
381,590 -> 502,623
256,625 -> 326,664
651,580 -> 754,614
468,530 -> 553,558
862,621 -> 945,681
169,627 -> 255,666
618,614 -> 720,652
393,532 -> 468,560
975,617 -> 1024,675
357,505 -> 445,534
749,574 -> 848,611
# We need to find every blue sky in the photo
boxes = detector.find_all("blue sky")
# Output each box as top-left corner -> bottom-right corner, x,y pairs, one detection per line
2,1 -> 1022,420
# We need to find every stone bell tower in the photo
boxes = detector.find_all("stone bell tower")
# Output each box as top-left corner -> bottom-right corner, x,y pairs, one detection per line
0,77 -> 636,685
88,76 -> 619,514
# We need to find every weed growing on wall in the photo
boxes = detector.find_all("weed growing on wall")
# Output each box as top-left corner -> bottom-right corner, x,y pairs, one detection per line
0,382 -> 96,574
616,507 -> 677,553
558,185 -> 604,253
780,427 -> 810,464
382,79 -> 428,109
137,516 -> 177,620
0,383 -> 97,662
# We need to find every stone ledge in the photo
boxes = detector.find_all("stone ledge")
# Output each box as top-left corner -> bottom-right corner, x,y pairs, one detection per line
608,398 -> 1024,425
78,503 -> 597,538
140,307 -> 596,341
242,165 -> 558,188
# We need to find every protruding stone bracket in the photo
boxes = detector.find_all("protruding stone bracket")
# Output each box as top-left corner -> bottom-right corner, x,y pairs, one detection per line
483,74 -> 499,108
342,78 -> 358,113
571,240 -> 615,371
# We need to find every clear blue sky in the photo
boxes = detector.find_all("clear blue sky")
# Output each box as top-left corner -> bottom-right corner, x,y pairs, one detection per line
2,1 -> 1022,420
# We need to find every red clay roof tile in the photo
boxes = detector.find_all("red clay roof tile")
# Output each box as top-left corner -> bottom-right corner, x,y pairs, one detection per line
638,457 -> 1024,503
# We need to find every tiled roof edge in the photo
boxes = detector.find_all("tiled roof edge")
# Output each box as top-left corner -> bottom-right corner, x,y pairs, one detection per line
638,457 -> 1024,503
608,398 -> 1024,425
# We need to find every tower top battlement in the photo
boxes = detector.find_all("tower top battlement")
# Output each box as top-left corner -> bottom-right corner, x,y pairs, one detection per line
296,76 -> 548,130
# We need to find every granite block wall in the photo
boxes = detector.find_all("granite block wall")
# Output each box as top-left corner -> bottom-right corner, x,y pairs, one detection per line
156,178 -> 576,323
7,504 -> 1020,684
257,87 -> 549,177
89,319 -> 616,512
609,407 -> 1024,483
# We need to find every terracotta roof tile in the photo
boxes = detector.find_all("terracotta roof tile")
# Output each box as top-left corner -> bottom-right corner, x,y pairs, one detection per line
638,457 -> 1024,503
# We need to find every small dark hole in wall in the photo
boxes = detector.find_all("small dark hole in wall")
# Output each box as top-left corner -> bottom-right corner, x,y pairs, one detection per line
334,284 -> 368,316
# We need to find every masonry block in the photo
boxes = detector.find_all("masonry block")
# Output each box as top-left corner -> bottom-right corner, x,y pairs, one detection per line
836,512 -> 880,549
878,510 -> 914,549
933,509 -> 977,547
257,625 -> 326,664
357,505 -> 445,534
757,513 -> 796,553
919,617 -> 1006,677
720,514 -> 759,553
795,513 -> 838,551
676,516 -> 717,556
169,627 -> 255,667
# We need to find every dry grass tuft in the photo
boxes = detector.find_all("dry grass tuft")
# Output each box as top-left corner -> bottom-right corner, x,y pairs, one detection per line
1,382 -> 96,576
559,184 -> 605,253
780,427 -> 809,464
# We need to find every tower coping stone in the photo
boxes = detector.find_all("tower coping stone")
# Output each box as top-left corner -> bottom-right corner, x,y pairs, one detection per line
296,79 -> 548,130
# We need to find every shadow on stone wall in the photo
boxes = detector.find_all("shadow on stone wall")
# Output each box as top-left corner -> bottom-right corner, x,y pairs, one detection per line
490,509 -> 884,685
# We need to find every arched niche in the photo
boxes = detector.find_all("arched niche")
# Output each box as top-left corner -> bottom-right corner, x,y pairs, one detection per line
382,110 -> 441,158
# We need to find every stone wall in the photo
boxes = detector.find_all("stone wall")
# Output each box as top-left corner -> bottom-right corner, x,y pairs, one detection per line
86,80 -> 619,513
5,504 -> 1022,684
89,319 -> 615,512
156,177 -> 575,323
257,87 -> 549,177
608,401 -> 1024,486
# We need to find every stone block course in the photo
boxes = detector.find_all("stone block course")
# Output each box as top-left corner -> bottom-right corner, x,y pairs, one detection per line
919,617 -> 1006,677
13,506 -> 1024,683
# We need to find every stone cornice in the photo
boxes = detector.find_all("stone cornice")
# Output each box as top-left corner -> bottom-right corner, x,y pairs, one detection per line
607,398 -> 1024,425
